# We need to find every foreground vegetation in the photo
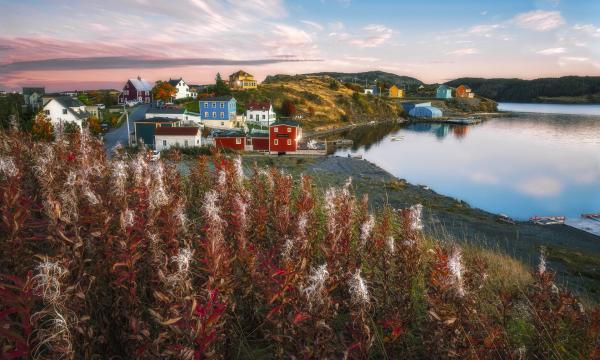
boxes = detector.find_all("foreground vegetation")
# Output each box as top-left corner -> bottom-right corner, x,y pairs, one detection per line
0,130 -> 599,359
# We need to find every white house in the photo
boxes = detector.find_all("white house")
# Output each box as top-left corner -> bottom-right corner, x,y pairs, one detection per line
154,127 -> 202,151
145,108 -> 201,125
43,96 -> 90,130
246,101 -> 276,125
167,78 -> 196,100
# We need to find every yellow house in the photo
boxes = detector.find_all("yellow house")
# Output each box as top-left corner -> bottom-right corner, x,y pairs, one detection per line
388,85 -> 404,98
229,70 -> 257,90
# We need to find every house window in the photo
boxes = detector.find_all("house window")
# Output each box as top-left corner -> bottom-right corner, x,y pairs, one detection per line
44,110 -> 50,115
184,140 -> 189,147
204,112 -> 208,118
287,139 -> 292,145
250,114 -> 253,119
287,127 -> 291,133
274,127 -> 278,133
204,102 -> 209,107
220,112 -> 224,118
274,139 -> 279,145
236,138 -> 241,145
212,102 -> 216,107
62,109 -> 68,115
262,114 -> 266,119
212,112 -> 216,118
197,139 -> 200,145
220,102 -> 224,108
163,140 -> 167,147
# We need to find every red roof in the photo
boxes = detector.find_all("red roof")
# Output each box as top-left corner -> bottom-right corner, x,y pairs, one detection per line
247,101 -> 271,111
155,127 -> 200,136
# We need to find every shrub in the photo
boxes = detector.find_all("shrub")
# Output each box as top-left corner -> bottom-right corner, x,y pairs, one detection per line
0,129 -> 598,358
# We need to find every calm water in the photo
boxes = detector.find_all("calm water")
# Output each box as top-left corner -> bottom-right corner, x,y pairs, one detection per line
335,104 -> 600,220
499,102 -> 600,116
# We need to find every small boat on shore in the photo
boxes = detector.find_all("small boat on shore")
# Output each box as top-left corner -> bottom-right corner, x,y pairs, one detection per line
347,154 -> 363,159
529,216 -> 566,225
390,136 -> 403,141
497,213 -> 516,225
582,213 -> 600,221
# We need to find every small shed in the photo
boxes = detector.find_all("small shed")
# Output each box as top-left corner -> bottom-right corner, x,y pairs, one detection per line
213,130 -> 246,151
409,106 -> 443,118
436,85 -> 453,99
155,127 -> 201,151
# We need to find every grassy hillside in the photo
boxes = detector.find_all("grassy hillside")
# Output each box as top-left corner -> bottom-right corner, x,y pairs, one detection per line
302,70 -> 423,88
446,76 -> 600,103
233,75 -> 405,131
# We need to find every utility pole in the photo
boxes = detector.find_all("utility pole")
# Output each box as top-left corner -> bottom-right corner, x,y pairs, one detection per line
124,103 -> 131,147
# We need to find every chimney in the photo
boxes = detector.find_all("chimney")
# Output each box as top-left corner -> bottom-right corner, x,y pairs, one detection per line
137,76 -> 141,81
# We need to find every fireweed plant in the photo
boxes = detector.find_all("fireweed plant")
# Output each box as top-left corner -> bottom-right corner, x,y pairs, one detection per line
0,129 -> 598,359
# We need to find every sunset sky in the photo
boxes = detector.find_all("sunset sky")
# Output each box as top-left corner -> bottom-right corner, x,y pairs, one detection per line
0,0 -> 599,91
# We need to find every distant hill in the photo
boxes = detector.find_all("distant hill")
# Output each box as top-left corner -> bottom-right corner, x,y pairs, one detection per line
303,71 -> 423,89
446,76 -> 600,103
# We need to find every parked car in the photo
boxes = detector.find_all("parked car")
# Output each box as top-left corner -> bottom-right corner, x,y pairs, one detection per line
97,104 -> 106,109
149,150 -> 160,162
100,123 -> 109,133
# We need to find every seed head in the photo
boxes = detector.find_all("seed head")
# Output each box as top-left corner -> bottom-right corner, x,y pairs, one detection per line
33,260 -> 68,304
409,204 -> 424,231
0,156 -> 18,178
448,247 -> 465,296
303,264 -> 329,308
348,268 -> 370,307
360,215 -> 375,247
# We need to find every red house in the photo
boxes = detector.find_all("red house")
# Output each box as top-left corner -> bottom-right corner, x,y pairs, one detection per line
213,130 -> 246,151
269,120 -> 302,154
118,76 -> 153,104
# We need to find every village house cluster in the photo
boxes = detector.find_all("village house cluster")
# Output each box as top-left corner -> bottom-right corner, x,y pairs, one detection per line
10,69 -> 476,150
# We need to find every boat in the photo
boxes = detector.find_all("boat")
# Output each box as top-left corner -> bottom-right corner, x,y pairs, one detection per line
497,213 -> 516,225
390,136 -> 404,141
582,213 -> 600,221
529,216 -> 566,225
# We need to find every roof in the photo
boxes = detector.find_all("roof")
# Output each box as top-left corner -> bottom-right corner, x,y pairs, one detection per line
247,101 -> 271,111
201,95 -> 234,102
213,129 -> 246,138
249,129 -> 269,138
134,117 -> 181,123
128,77 -> 153,91
147,108 -> 186,115
23,87 -> 45,95
230,70 -> 252,78
437,85 -> 451,90
409,106 -> 443,117
459,85 -> 472,90
155,127 -> 200,136
53,96 -> 85,108
167,78 -> 183,87
270,120 -> 300,127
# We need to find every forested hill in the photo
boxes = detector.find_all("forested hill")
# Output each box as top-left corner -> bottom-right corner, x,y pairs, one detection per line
303,71 -> 423,88
446,76 -> 600,103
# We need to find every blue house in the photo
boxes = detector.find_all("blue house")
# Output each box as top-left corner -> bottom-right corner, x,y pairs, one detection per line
199,96 -> 237,121
436,85 -> 453,99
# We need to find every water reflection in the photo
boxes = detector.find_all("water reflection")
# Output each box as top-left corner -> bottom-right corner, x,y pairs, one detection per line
335,113 -> 600,219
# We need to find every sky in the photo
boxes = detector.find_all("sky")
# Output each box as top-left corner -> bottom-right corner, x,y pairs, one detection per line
0,0 -> 599,91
